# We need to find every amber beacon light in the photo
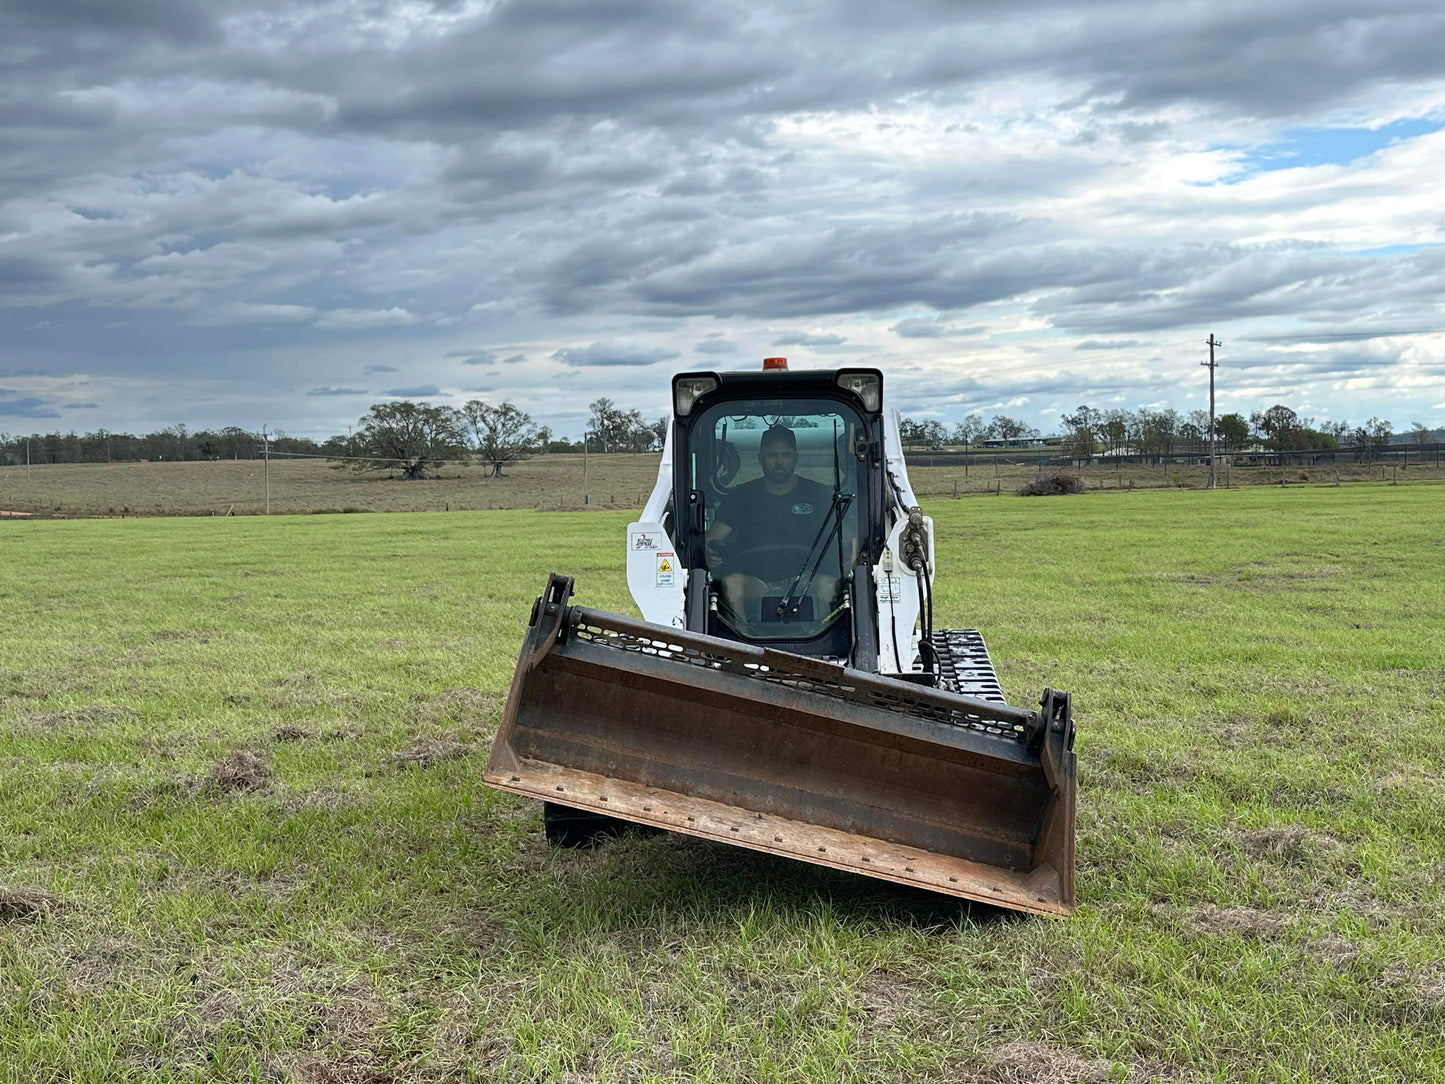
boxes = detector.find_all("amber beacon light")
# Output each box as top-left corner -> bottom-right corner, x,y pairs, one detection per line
762,356 -> 788,370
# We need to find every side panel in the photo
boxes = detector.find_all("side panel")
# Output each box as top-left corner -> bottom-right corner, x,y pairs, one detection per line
626,522 -> 686,628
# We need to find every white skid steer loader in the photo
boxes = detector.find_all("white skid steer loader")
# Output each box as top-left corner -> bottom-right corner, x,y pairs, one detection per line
485,359 -> 1076,916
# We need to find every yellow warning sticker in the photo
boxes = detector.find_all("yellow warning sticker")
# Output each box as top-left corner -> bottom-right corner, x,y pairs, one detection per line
655,552 -> 677,588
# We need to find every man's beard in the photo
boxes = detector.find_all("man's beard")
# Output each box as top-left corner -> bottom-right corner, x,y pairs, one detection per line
765,466 -> 791,485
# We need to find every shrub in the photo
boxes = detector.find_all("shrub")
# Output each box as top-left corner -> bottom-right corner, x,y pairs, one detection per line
1018,472 -> 1085,496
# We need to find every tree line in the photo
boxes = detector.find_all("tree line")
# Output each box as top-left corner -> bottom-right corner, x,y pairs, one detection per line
6,396 -> 1436,472
900,404 -> 1436,457
0,397 -> 668,478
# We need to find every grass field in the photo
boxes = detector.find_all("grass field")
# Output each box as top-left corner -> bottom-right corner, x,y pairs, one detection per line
2,486 -> 1443,1082
3,454 -> 1440,518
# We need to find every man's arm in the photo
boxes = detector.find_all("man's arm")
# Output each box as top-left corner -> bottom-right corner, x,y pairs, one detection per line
704,511 -> 732,569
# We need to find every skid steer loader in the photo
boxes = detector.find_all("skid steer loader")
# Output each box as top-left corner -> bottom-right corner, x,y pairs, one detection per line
484,360 -> 1076,916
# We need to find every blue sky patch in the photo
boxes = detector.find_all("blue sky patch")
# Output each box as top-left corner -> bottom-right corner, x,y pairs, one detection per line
1229,117 -> 1442,179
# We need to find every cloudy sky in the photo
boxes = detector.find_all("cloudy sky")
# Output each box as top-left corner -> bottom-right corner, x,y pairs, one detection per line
3,0 -> 1444,439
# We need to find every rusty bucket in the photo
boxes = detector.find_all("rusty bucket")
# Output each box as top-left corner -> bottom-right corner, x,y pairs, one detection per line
485,574 -> 1076,916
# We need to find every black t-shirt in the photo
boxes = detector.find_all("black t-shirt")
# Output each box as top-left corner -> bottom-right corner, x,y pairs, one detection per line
714,476 -> 835,583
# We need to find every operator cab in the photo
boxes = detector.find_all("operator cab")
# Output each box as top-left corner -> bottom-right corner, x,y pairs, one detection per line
669,363 -> 886,662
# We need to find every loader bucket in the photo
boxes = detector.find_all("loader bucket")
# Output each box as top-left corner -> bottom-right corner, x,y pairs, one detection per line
484,574 -> 1077,916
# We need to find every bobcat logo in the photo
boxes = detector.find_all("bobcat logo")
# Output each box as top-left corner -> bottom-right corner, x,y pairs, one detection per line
790,503 -> 813,515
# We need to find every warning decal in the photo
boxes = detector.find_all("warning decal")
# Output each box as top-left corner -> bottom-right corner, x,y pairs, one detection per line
655,552 -> 677,588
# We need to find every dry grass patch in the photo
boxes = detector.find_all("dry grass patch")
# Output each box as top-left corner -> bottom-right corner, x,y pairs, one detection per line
1236,825 -> 1348,865
272,723 -> 314,742
1176,903 -> 1361,965
0,884 -> 66,921
23,703 -> 136,730
406,686 -> 500,731
383,736 -> 472,769
204,750 -> 274,794
971,1040 -> 1123,1083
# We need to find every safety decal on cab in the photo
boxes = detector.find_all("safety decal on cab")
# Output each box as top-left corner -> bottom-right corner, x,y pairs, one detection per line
631,531 -> 659,551
790,503 -> 813,515
655,553 -> 677,588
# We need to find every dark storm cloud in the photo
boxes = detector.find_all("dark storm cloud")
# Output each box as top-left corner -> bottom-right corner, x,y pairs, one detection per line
383,384 -> 441,397
0,395 -> 61,419
550,343 -> 679,367
65,402 -> 100,409
451,350 -> 496,366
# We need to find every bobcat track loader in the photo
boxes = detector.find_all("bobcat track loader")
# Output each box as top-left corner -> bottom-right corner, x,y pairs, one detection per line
484,360 -> 1077,915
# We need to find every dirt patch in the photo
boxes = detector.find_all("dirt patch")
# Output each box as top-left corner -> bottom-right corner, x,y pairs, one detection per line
0,885 -> 66,922
204,751 -> 274,794
383,737 -> 472,769
272,723 -> 314,742
1237,825 -> 1347,865
26,704 -> 136,730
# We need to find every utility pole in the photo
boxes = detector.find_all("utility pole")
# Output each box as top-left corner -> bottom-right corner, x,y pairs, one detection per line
261,426 -> 271,514
582,433 -> 590,506
1202,334 -> 1220,489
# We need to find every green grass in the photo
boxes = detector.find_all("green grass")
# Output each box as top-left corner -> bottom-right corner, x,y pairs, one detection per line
2,486 -> 1443,1082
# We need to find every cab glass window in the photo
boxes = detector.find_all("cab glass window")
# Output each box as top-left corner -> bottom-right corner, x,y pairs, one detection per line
692,398 -> 864,641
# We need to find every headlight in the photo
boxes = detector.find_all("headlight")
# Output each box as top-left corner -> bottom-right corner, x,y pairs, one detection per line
673,374 -> 719,417
836,370 -> 881,413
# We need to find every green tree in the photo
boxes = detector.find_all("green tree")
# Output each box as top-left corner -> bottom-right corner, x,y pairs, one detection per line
349,401 -> 465,480
1060,405 -> 1099,457
951,414 -> 985,449
461,400 -> 538,478
987,415 -> 1034,443
1215,412 -> 1250,451
1250,404 -> 1301,450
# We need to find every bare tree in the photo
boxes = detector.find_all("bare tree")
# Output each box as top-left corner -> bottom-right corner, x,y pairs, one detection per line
461,400 -> 539,477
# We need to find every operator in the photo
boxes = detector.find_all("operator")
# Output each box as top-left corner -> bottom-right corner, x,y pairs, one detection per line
705,425 -> 841,622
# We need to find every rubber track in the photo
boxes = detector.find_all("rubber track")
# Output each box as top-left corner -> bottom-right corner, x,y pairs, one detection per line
927,628 -> 1008,705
